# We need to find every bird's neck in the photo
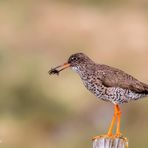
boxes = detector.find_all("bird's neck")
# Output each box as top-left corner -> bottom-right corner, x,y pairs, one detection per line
72,62 -> 95,77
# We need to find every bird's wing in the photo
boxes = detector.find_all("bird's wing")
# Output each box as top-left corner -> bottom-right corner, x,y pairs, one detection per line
99,65 -> 148,93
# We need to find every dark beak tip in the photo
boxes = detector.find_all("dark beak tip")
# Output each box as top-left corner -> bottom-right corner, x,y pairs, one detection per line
48,71 -> 52,75
48,63 -> 70,76
48,68 -> 60,76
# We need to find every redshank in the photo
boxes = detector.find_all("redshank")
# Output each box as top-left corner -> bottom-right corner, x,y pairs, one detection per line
49,53 -> 148,139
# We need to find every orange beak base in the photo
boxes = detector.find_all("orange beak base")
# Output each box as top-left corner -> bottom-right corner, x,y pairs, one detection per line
48,63 -> 70,75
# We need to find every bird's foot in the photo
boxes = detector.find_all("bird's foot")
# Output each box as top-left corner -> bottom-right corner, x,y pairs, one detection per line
92,133 -> 114,141
114,132 -> 122,138
92,133 -> 127,142
114,133 -> 128,142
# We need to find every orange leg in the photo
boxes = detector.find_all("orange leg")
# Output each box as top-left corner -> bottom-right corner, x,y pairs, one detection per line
107,105 -> 117,136
115,104 -> 122,137
92,104 -> 122,140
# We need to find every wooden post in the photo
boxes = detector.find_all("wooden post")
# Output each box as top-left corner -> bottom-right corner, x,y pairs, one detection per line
93,137 -> 128,148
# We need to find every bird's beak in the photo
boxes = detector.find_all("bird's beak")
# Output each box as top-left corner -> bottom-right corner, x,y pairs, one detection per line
48,63 -> 71,75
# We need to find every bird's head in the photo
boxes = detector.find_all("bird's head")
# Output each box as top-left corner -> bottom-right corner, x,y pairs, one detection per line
49,52 -> 91,75
67,53 -> 90,67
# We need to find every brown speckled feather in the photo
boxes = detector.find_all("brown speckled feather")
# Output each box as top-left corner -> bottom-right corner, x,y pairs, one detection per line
49,52 -> 148,104
96,64 -> 148,93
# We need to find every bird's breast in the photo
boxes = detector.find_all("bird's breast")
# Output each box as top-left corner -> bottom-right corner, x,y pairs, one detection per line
72,66 -> 107,98
72,66 -> 81,73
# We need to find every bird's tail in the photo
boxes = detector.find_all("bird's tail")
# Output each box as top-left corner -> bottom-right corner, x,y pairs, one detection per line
142,83 -> 148,94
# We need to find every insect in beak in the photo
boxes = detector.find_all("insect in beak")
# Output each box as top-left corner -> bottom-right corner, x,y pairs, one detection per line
48,63 -> 71,75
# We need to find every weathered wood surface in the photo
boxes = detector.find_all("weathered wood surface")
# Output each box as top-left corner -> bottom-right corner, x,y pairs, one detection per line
93,137 -> 128,148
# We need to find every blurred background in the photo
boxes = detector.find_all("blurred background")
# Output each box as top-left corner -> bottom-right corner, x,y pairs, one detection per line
1,0 -> 148,148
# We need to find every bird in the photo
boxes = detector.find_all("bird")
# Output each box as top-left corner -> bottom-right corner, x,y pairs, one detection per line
48,52 -> 148,140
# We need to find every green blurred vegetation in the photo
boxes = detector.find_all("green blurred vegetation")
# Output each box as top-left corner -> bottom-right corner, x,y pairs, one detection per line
0,0 -> 148,148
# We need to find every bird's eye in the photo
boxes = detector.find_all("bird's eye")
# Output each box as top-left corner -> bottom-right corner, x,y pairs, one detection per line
71,57 -> 77,61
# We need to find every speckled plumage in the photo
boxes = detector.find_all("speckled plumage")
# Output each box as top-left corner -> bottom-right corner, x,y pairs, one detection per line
49,53 -> 148,105
49,52 -> 148,137
69,53 -> 148,104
